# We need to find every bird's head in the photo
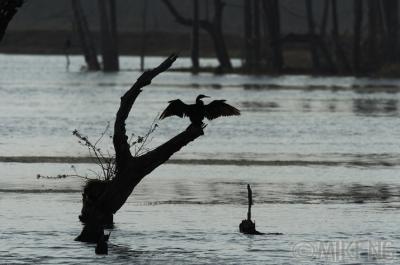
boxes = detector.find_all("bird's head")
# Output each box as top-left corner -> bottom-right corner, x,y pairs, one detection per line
196,94 -> 210,102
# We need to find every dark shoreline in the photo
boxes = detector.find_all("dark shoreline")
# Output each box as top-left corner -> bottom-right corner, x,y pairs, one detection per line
3,30 -> 399,78
0,156 -> 396,167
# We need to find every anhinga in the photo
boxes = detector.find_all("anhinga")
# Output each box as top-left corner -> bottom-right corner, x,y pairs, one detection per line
160,94 -> 240,124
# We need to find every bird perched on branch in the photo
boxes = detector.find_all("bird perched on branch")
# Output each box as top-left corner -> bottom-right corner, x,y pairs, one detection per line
160,94 -> 240,125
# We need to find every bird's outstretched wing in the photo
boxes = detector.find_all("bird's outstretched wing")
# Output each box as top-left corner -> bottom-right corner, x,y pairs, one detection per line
204,100 -> 240,120
160,99 -> 188,119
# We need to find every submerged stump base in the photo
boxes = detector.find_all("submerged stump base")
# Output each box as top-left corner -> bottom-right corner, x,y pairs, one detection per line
75,180 -> 114,243
95,233 -> 109,255
75,223 -> 110,255
239,219 -> 263,235
75,223 -> 104,243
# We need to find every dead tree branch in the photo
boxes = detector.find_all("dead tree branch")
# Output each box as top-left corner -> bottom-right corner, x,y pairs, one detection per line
76,54 -> 205,242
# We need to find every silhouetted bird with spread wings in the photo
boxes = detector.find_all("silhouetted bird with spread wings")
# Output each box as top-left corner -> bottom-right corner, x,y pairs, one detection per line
160,94 -> 240,125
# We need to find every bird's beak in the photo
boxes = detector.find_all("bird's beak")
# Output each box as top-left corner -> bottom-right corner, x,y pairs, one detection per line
204,96 -> 210,98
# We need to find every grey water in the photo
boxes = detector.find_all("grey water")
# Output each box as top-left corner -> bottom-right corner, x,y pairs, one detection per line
1,54 -> 400,264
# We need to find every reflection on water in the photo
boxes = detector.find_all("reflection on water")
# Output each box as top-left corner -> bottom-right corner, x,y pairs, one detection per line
353,98 -> 399,116
291,183 -> 396,204
328,99 -> 337,112
241,101 -> 279,112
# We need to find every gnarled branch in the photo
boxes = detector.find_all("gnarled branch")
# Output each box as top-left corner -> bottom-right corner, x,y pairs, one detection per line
113,54 -> 178,170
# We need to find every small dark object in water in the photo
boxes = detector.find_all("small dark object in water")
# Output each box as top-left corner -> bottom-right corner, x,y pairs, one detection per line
160,94 -> 240,125
239,184 -> 264,235
95,232 -> 109,255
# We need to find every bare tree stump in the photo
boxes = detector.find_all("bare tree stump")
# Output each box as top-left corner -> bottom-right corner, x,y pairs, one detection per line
239,184 -> 263,235
76,54 -> 205,243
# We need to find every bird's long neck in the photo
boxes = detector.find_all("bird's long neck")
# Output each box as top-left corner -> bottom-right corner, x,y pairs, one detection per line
196,98 -> 204,106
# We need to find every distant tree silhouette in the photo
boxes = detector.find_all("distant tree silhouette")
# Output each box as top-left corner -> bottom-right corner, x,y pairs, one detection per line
243,0 -> 253,69
262,0 -> 283,72
331,0 -> 351,73
76,55 -> 205,243
382,0 -> 399,63
71,0 -> 101,71
140,0 -> 148,71
243,0 -> 262,71
162,0 -> 232,72
320,0 -> 329,37
192,0 -> 200,73
367,0 -> 379,68
0,0 -> 23,41
279,0 -> 338,73
97,0 -> 119,71
253,0 -> 261,69
318,0 -> 336,73
305,0 -> 321,72
353,0 -> 363,73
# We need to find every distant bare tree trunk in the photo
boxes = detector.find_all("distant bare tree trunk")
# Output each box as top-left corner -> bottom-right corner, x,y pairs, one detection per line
205,0 -> 210,20
305,0 -> 321,72
64,39 -> 71,71
331,0 -> 351,73
192,0 -> 200,73
320,0 -> 330,37
162,0 -> 232,72
377,1 -> 385,39
262,0 -> 283,72
206,0 -> 232,71
109,0 -> 118,66
98,0 -> 112,70
0,0 -> 23,42
243,0 -> 253,69
97,0 -> 119,71
390,0 -> 398,62
243,0 -> 261,70
253,0 -> 261,69
353,0 -> 363,72
367,0 -> 379,67
140,0 -> 148,71
109,0 -> 119,71
382,0 -> 399,63
71,0 -> 101,71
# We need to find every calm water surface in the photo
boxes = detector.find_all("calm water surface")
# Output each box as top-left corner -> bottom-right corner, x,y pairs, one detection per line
1,54 -> 400,264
